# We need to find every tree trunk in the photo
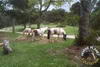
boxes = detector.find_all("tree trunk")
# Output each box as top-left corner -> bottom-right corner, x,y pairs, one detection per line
37,12 -> 42,29
28,23 -> 31,28
23,23 -> 26,29
77,0 -> 91,46
37,23 -> 41,29
78,12 -> 90,45
12,18 -> 16,34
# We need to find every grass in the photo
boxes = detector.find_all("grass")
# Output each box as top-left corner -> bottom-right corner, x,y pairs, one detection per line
64,26 -> 78,35
0,32 -> 78,67
0,40 -> 77,67
0,32 -> 20,41
1,24 -> 78,35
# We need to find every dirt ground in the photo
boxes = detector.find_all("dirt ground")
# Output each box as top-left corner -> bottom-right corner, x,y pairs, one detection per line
16,35 -> 65,44
0,32 -> 10,41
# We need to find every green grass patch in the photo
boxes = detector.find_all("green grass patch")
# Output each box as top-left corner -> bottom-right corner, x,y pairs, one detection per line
0,39 -> 77,67
64,26 -> 78,35
0,32 -> 20,41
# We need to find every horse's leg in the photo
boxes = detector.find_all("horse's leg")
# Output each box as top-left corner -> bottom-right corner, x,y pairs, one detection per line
58,34 -> 59,38
22,32 -> 24,36
51,34 -> 55,43
39,34 -> 43,40
55,34 -> 58,41
41,33 -> 44,39
42,33 -> 45,39
48,34 -> 52,43
26,33 -> 30,40
32,33 -> 35,41
49,34 -> 52,43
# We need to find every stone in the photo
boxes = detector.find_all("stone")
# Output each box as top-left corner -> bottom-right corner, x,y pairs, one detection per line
3,40 -> 13,55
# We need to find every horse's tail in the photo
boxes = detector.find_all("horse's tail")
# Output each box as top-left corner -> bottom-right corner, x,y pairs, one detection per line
47,29 -> 51,39
63,33 -> 67,40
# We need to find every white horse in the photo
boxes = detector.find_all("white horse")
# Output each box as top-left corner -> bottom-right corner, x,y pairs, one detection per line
28,27 -> 48,41
33,27 -> 48,37
47,28 -> 67,40
23,28 -> 32,36
39,27 -> 48,36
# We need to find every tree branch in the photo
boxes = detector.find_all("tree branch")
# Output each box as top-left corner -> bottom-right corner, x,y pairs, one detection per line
39,0 -> 43,12
91,0 -> 97,8
89,0 -> 97,12
42,0 -> 52,13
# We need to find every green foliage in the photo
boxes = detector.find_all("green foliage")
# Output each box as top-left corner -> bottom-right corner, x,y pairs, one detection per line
91,11 -> 100,30
44,9 -> 66,24
10,0 -> 28,10
82,30 -> 100,46
82,0 -> 100,46
0,1 -> 4,12
52,0 -> 73,7
28,0 -> 37,7
70,2 -> 80,15
63,13 -> 80,26
0,14 -> 12,29
91,1 -> 100,32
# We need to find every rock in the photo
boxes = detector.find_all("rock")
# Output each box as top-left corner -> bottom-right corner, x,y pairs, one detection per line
97,37 -> 100,41
3,40 -> 13,55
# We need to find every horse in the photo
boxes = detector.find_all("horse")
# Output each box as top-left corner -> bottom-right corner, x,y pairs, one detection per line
22,28 -> 35,41
47,28 -> 67,40
25,27 -> 48,41
23,28 -> 33,36
23,28 -> 32,36
33,27 -> 48,37
22,27 -> 48,41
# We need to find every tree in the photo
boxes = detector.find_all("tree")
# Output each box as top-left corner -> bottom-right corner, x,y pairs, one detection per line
0,0 -> 12,29
77,0 -> 97,45
0,1 -> 4,12
64,13 -> 79,26
35,0 -> 52,28
10,0 -> 28,10
94,1 -> 100,12
34,0 -> 73,28
4,0 -> 29,33
5,10 -> 17,33
44,9 -> 66,24
91,1 -> 100,32
70,2 -> 80,16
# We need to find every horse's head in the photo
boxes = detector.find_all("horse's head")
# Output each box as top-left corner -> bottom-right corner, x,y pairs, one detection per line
63,34 -> 67,40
